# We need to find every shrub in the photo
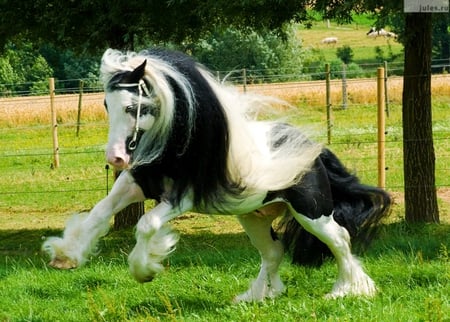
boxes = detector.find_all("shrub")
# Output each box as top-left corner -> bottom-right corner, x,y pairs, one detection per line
336,45 -> 354,64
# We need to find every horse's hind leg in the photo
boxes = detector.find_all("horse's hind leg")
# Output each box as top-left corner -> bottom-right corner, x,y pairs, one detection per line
234,203 -> 286,302
290,210 -> 376,298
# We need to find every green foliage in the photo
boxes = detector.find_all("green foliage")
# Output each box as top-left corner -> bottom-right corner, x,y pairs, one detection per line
336,45 -> 354,64
310,59 -> 365,80
0,40 -> 100,95
39,44 -> 100,88
0,42 -> 53,95
191,27 -> 305,82
0,56 -> 18,88
374,44 -> 402,63
0,0 -> 311,53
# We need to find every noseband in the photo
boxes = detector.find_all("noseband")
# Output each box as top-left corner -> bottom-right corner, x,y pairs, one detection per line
117,79 -> 151,151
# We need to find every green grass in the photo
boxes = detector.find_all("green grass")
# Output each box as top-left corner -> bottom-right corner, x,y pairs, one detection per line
1,98 -> 448,219
0,122 -> 109,216
0,97 -> 448,320
0,15 -> 449,320
296,17 -> 404,68
1,217 -> 449,321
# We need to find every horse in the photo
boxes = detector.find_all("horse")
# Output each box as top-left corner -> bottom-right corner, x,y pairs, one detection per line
367,27 -> 397,39
43,48 -> 391,302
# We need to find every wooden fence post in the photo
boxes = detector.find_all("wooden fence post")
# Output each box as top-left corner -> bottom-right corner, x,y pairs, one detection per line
384,61 -> 389,117
105,164 -> 110,196
325,63 -> 332,145
76,79 -> 84,137
342,63 -> 347,109
377,67 -> 386,189
49,77 -> 59,168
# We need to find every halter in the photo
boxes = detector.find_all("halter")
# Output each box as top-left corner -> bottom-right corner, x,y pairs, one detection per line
117,79 -> 151,151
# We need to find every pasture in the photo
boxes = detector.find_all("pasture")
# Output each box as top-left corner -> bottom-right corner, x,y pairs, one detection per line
1,76 -> 449,320
0,22 -> 449,319
295,18 -> 404,67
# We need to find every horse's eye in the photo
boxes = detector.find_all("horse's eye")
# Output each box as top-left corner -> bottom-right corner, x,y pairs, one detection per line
125,105 -> 135,114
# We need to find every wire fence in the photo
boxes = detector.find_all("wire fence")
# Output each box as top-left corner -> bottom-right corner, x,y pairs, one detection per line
0,67 -> 449,214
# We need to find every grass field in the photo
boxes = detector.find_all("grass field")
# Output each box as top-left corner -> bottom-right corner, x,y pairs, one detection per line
295,19 -> 404,66
1,17 -> 449,321
0,82 -> 449,321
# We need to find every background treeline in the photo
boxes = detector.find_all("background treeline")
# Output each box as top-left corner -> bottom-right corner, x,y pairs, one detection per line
0,12 -> 448,96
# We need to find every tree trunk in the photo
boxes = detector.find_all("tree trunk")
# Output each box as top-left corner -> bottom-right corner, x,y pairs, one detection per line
114,202 -> 145,229
113,170 -> 145,229
402,13 -> 439,223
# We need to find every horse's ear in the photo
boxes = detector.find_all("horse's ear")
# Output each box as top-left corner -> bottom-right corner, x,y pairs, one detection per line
128,60 -> 147,83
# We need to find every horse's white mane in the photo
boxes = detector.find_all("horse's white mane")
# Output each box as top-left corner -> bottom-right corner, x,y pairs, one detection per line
101,48 -> 197,166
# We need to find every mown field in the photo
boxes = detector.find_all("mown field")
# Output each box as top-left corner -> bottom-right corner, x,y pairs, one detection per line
1,19 -> 449,321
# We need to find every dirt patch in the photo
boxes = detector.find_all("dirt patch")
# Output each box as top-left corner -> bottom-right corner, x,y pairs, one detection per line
438,187 -> 450,204
388,188 -> 450,223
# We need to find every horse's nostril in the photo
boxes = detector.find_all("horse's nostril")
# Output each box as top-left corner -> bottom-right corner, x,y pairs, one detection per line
107,156 -> 126,169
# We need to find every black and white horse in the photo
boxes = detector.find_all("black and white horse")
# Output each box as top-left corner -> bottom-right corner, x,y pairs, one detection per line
43,48 -> 390,302
367,27 -> 397,39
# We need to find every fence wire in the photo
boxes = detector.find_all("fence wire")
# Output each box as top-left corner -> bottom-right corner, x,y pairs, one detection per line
0,71 -> 449,213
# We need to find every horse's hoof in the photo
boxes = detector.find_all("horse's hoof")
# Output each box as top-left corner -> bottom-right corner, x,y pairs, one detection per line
135,275 -> 155,283
49,257 -> 77,269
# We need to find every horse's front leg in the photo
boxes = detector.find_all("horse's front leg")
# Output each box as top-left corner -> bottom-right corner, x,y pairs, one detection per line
42,171 -> 145,269
128,197 -> 193,282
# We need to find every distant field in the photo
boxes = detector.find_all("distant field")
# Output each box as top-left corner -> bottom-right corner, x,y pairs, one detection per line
296,20 -> 403,65
2,74 -> 449,127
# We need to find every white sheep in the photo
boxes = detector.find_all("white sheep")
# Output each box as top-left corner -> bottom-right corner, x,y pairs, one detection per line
321,37 -> 338,44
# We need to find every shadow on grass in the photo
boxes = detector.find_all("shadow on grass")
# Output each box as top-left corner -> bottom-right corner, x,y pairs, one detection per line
1,220 -> 448,272
0,228 -> 60,257
368,221 -> 450,260
0,226 -> 256,273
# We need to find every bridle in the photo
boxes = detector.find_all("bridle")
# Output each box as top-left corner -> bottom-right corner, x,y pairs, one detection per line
117,79 -> 151,151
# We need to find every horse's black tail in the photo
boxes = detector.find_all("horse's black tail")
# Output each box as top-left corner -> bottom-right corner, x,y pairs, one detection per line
278,148 -> 391,266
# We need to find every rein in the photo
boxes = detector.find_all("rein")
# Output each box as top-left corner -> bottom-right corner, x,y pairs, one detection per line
117,79 -> 151,151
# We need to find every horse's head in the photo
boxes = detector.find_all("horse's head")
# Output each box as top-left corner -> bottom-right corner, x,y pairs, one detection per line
101,48 -> 198,170
104,60 -> 160,169
366,27 -> 376,35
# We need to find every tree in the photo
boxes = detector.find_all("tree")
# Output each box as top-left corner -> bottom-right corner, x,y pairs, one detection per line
0,41 -> 53,95
0,0 -> 310,53
314,1 -> 441,223
402,13 -> 439,223
191,26 -> 306,82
